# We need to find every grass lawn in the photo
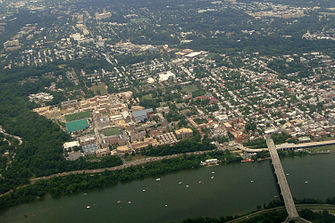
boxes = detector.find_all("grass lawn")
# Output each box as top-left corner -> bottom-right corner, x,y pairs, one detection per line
182,84 -> 199,93
125,154 -> 147,162
142,94 -> 153,100
305,144 -> 335,152
65,111 -> 91,122
102,128 -> 120,136
92,83 -> 108,95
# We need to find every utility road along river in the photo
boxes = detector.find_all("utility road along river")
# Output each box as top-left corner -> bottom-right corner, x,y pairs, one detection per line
1,153 -> 335,223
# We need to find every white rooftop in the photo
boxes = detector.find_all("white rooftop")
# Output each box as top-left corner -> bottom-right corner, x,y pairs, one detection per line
63,141 -> 80,149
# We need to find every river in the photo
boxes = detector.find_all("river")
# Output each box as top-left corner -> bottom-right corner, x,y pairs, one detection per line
1,153 -> 335,223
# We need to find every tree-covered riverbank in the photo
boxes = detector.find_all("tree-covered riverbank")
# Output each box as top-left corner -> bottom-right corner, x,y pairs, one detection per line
0,150 -> 241,210
0,147 -> 320,211
1,152 -> 335,223
179,208 -> 335,223
178,198 -> 335,223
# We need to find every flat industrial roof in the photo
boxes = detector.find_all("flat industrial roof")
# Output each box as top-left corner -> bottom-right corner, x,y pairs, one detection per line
132,108 -> 153,118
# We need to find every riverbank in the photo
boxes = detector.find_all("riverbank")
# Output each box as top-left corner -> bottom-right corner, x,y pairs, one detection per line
1,152 -> 335,223
0,150 -> 241,210
179,203 -> 335,223
0,149 -> 237,199
29,150 -> 217,183
0,148 -> 320,211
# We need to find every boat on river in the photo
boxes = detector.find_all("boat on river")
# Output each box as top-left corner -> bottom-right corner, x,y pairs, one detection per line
241,158 -> 254,163
200,159 -> 219,166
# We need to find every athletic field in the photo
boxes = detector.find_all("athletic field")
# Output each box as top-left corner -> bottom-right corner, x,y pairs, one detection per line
66,119 -> 89,133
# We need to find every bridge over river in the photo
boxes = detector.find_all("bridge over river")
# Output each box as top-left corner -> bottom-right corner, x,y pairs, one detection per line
265,134 -> 311,223
238,139 -> 335,153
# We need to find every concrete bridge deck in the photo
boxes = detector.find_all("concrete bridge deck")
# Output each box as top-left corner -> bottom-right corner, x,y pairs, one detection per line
265,135 -> 300,219
238,139 -> 335,153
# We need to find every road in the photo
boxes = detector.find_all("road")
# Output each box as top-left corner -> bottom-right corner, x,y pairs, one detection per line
237,139 -> 335,153
92,112 -> 102,147
0,150 -> 213,198
227,204 -> 334,223
30,150 -> 213,183
0,125 -> 23,145
266,134 -> 300,219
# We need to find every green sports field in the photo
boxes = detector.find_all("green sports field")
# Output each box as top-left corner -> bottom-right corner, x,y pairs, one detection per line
65,112 -> 91,122
102,128 -> 120,136
66,119 -> 89,133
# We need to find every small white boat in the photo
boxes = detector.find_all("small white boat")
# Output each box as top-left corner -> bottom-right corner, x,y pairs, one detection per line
185,184 -> 190,188
198,181 -> 202,184
83,193 -> 87,196
156,178 -> 160,182
250,180 -> 254,183
178,181 -> 182,185
86,205 -> 91,209
117,200 -> 121,204
286,173 -> 290,176
128,201 -> 132,204
210,176 -> 214,180
142,189 -> 146,192
304,181 -> 309,184
164,204 -> 168,207
211,171 -> 215,174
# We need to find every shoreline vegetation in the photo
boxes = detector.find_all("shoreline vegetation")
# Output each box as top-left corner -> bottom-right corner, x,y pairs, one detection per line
177,203 -> 335,223
0,147 -> 331,213
0,1 -> 334,222
0,149 -> 240,210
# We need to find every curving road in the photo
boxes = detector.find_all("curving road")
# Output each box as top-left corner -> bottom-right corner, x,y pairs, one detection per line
227,204 -> 335,223
237,139 -> 335,153
0,126 -> 23,145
